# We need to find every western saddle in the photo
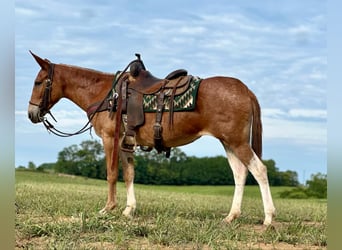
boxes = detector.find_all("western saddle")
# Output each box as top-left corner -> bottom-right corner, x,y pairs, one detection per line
118,56 -> 193,157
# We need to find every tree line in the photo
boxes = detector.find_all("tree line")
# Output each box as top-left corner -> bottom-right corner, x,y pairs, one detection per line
20,139 -> 300,186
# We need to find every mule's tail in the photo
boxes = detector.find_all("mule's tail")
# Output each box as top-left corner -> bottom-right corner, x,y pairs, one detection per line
250,91 -> 263,159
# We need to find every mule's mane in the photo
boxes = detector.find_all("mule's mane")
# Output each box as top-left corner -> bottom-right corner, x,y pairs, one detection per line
58,63 -> 114,77
51,63 -> 115,110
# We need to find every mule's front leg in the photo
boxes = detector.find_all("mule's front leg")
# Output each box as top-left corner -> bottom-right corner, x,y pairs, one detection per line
99,136 -> 119,214
99,170 -> 118,214
120,150 -> 136,217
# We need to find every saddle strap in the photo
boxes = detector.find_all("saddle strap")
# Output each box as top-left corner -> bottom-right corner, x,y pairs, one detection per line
121,80 -> 128,114
154,91 -> 164,153
111,78 -> 125,173
86,99 -> 112,119
168,76 -> 186,126
120,79 -> 137,153
154,91 -> 170,157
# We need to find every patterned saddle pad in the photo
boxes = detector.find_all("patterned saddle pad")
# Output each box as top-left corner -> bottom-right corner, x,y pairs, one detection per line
143,77 -> 202,112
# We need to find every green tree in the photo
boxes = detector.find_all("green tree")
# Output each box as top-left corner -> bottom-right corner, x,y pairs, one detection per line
306,173 -> 327,198
279,172 -> 327,199
55,140 -> 105,178
52,140 -> 300,186
134,148 -> 188,184
37,163 -> 55,172
55,144 -> 80,175
28,161 -> 36,171
280,170 -> 299,186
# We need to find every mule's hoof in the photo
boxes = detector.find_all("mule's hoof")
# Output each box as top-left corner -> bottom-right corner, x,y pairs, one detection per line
122,205 -> 136,218
263,218 -> 273,226
263,210 -> 276,226
223,211 -> 241,224
222,217 -> 233,224
99,208 -> 107,215
99,204 -> 116,215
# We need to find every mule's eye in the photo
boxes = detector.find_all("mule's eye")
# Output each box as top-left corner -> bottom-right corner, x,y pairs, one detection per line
34,81 -> 43,86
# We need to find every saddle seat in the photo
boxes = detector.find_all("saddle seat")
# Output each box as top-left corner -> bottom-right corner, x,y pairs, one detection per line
128,69 -> 191,95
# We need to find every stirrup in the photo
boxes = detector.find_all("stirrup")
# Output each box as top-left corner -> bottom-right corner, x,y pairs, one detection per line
121,135 -> 136,153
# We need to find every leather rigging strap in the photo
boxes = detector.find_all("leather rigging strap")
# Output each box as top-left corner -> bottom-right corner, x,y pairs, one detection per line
110,76 -> 127,172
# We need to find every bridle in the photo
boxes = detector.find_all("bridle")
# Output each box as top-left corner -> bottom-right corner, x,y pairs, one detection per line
29,62 -> 55,120
29,62 -> 94,137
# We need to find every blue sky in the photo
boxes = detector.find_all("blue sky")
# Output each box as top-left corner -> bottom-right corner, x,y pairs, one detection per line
15,0 -> 326,183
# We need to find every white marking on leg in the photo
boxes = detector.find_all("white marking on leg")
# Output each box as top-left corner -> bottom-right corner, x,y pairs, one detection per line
224,150 -> 248,223
247,152 -> 276,225
120,151 -> 136,218
123,182 -> 136,217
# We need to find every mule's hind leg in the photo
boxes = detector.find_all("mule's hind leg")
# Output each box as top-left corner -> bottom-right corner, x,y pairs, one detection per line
232,143 -> 276,225
120,150 -> 136,217
223,148 -> 249,223
247,151 -> 276,225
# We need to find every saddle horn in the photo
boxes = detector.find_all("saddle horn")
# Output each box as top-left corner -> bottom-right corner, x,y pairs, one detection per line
130,53 -> 146,77
136,53 -> 146,69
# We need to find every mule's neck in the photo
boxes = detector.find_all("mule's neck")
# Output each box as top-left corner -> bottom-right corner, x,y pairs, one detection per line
56,64 -> 115,111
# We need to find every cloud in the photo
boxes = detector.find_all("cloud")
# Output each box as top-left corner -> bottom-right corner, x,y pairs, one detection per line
15,7 -> 38,17
288,109 -> 326,119
262,108 -> 326,147
263,108 -> 326,120
263,116 -> 326,147
262,109 -> 287,118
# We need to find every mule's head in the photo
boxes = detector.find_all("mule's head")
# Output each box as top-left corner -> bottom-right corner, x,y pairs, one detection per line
28,51 -> 63,123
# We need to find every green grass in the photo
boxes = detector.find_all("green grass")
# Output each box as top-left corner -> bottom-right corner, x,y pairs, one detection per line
15,170 -> 327,249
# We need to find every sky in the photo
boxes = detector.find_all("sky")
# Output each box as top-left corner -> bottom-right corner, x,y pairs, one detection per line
15,0 -> 326,184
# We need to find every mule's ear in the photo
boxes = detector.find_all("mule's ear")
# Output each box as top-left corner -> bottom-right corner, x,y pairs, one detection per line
29,50 -> 49,69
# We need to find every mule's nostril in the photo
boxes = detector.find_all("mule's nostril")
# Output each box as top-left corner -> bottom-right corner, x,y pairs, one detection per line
28,112 -> 36,121
28,111 -> 40,123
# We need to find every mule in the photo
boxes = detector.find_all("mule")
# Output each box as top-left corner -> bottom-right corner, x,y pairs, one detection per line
27,52 -> 275,225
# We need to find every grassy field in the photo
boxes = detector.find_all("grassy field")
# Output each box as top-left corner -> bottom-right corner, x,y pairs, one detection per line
15,171 -> 327,249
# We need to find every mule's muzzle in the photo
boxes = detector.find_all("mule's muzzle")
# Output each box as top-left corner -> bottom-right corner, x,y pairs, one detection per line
28,104 -> 44,123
